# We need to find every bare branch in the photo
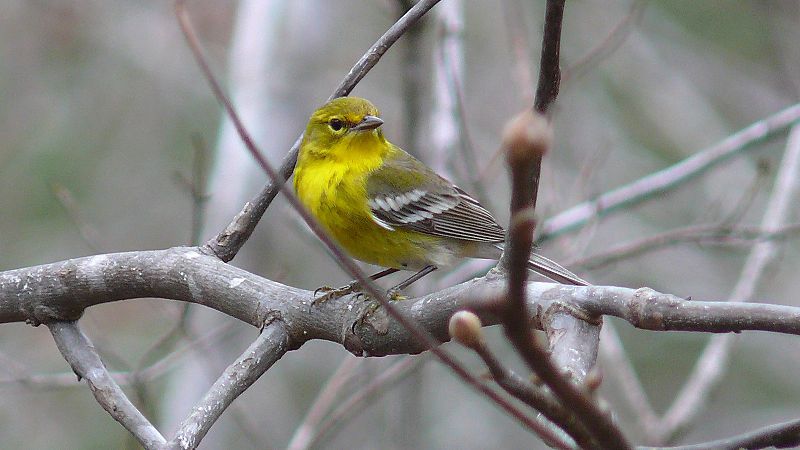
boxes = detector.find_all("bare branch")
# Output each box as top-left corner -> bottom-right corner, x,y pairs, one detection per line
655,417 -> 800,450
533,0 -> 566,115
167,321 -> 290,450
5,249 -> 800,339
501,107 -> 629,448
48,321 -> 166,449
293,356 -> 430,450
562,0 -> 647,84
657,123 -> 800,444
449,311 -> 585,449
287,356 -> 363,450
538,103 -> 800,243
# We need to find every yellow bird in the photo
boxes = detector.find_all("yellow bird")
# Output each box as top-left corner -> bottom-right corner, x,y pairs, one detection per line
294,97 -> 586,296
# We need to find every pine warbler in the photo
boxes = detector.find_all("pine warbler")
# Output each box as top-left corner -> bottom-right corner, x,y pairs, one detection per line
294,97 -> 586,294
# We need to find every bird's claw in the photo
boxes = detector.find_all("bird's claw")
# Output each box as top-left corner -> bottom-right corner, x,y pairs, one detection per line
386,287 -> 407,301
312,281 -> 362,305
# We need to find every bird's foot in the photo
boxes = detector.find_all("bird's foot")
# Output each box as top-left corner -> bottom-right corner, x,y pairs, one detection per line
313,280 -> 362,305
386,287 -> 407,301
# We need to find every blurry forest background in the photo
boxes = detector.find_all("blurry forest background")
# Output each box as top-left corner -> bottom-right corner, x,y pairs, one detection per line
1,1 -> 799,449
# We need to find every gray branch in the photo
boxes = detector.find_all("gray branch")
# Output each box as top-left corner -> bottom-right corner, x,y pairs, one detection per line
47,321 -> 167,448
168,321 -> 290,450
4,248 -> 800,352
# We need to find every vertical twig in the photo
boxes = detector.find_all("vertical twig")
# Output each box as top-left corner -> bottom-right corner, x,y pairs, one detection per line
499,1 -> 631,448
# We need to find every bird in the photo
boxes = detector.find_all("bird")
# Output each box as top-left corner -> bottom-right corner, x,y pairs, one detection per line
293,97 -> 587,299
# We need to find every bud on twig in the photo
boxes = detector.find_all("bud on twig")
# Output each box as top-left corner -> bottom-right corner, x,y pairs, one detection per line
503,110 -> 553,168
585,366 -> 603,394
448,311 -> 484,348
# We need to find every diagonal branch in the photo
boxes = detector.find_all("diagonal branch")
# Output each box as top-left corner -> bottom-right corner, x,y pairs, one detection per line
48,321 -> 166,449
538,103 -> 800,243
167,321 -> 290,450
655,417 -> 800,450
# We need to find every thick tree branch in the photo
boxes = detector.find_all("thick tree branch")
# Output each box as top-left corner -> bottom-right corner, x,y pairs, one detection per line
4,249 -> 800,346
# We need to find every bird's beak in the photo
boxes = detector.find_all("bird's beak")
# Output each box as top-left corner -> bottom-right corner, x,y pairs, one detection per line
352,115 -> 384,131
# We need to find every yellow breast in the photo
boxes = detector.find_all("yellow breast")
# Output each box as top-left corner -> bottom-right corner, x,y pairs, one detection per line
294,157 -> 450,270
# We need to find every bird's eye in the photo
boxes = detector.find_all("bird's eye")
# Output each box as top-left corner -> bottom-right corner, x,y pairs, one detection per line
329,118 -> 344,131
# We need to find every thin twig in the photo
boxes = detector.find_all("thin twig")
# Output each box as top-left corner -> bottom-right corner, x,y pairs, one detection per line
499,1 -> 630,447
533,0 -> 565,115
287,356 -> 363,450
466,329 -> 587,449
562,0 -> 647,84
652,417 -> 800,450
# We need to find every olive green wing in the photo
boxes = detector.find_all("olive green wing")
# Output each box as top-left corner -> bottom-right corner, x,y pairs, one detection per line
365,149 -> 505,243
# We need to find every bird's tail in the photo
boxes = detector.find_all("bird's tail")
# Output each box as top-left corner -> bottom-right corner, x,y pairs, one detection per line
527,253 -> 589,286
482,244 -> 591,286
490,244 -> 588,286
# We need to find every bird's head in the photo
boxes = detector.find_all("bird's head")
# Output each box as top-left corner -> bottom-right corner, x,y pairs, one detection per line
301,97 -> 387,159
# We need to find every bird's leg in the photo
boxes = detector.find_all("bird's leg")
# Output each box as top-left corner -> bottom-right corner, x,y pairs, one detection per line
386,265 -> 437,300
313,268 -> 399,304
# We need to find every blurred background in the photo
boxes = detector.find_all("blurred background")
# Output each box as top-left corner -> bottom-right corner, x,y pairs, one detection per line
1,0 -> 799,448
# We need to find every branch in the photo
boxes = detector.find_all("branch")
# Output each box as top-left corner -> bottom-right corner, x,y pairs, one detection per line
48,321 -> 166,449
656,123 -> 800,444
534,0 -> 565,115
5,249 -> 800,344
167,321 -> 290,450
655,417 -> 800,450
449,311 -> 586,449
501,107 -> 629,448
538,103 -> 800,242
